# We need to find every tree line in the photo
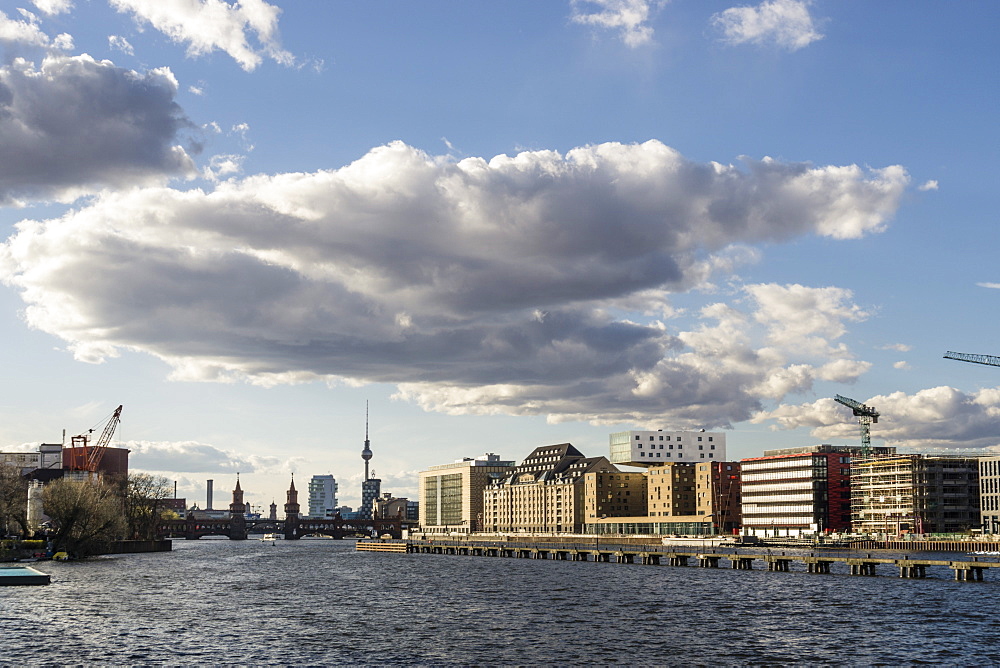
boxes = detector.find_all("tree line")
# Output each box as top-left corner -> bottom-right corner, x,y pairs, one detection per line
1,469 -> 175,557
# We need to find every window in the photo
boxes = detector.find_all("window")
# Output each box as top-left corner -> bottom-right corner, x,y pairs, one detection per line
635,435 -> 640,440
698,436 -> 703,441
709,437 -> 714,442
659,435 -> 664,441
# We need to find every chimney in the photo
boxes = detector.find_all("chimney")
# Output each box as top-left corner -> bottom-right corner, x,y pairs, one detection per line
207,479 -> 214,510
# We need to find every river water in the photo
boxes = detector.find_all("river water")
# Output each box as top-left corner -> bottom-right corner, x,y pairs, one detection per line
3,538 -> 1000,665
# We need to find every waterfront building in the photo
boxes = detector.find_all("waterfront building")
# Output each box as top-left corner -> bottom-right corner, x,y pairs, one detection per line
696,461 -> 742,533
852,454 -> 980,535
482,443 -> 619,534
307,474 -> 339,518
740,445 -> 862,537
358,478 -> 381,521
419,453 -> 515,533
584,469 -> 647,521
609,430 -> 727,467
981,455 -> 1000,535
373,493 -> 409,519
646,462 -> 697,517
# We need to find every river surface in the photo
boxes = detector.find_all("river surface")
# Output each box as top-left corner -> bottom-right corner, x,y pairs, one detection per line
3,538 -> 1000,666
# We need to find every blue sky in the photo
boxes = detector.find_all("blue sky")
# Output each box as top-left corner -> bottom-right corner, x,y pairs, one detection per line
0,0 -> 998,510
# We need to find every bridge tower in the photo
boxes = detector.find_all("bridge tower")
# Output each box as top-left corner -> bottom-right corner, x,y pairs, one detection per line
284,475 -> 301,539
229,475 -> 248,540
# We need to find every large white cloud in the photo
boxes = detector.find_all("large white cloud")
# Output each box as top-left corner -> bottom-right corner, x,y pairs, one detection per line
110,0 -> 293,71
0,140 -> 908,424
754,387 -> 1000,450
0,54 -> 196,204
713,0 -> 823,51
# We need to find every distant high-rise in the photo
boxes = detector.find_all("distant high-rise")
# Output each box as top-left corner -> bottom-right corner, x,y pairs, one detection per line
308,475 -> 339,518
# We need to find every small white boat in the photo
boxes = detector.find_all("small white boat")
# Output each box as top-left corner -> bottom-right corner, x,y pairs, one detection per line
261,533 -> 279,542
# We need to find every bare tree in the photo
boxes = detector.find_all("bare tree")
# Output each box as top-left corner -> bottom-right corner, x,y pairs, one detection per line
43,477 -> 124,557
0,466 -> 28,537
113,473 -> 173,540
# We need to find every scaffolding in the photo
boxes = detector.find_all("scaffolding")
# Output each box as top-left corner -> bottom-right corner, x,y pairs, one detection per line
851,453 -> 980,535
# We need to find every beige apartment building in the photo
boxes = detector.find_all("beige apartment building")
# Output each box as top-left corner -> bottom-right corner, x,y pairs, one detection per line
482,443 -> 620,533
584,470 -> 647,521
419,453 -> 515,533
648,462 -> 697,517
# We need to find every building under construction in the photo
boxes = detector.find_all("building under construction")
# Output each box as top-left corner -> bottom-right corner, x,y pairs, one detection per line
850,454 -> 980,535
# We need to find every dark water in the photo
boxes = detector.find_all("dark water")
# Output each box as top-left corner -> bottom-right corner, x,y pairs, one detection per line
2,539 -> 1000,666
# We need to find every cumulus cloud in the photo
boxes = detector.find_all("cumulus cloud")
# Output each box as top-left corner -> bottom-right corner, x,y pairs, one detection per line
110,0 -> 294,71
0,9 -> 71,48
754,387 -> 1000,450
108,34 -> 134,55
977,283 -> 1000,290
713,0 -> 823,51
127,439 -> 282,473
31,0 -> 73,16
918,180 -> 939,191
571,0 -> 665,48
0,140 -> 908,424
0,54 -> 196,204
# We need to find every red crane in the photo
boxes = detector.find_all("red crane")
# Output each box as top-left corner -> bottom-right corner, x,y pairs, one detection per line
69,405 -> 123,472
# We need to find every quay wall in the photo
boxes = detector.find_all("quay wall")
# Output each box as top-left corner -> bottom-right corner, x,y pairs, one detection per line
95,540 -> 172,555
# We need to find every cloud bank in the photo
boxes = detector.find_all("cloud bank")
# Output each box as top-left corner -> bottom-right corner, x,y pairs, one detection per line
0,140 -> 908,425
754,387 -> 1000,450
0,54 -> 196,204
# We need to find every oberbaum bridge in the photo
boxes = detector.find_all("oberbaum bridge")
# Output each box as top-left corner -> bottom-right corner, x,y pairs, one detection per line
157,475 -> 411,540
158,409 -> 413,540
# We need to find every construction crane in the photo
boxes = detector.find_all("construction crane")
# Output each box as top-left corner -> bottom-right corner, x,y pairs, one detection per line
943,351 -> 1000,368
69,405 -> 123,473
834,394 -> 879,458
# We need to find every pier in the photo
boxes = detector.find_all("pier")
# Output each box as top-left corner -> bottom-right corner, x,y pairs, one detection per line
360,539 -> 1000,581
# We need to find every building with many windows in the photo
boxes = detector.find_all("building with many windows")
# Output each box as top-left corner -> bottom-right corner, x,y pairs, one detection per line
852,454 -> 980,535
584,470 -> 647,522
419,453 -> 515,534
696,461 -> 742,533
483,443 -> 619,533
609,430 -> 727,467
740,446 -> 857,536
981,455 -> 1000,535
307,474 -> 338,519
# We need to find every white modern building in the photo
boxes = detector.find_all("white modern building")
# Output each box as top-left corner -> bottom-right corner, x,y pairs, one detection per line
0,444 -> 63,475
609,430 -> 727,467
307,474 -> 339,519
978,456 -> 1000,535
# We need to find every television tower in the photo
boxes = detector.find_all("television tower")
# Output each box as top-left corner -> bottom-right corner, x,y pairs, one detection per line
361,401 -> 373,480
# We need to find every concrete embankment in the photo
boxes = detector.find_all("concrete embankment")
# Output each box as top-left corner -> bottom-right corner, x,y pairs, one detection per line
95,540 -> 172,555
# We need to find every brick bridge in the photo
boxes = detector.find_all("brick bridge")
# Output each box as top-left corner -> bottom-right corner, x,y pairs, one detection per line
158,514 -> 409,540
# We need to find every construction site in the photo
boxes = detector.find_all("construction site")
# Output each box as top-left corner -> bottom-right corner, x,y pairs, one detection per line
850,453 -> 981,535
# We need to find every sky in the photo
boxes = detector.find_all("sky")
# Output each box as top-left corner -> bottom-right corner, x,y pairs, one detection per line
0,0 -> 998,512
